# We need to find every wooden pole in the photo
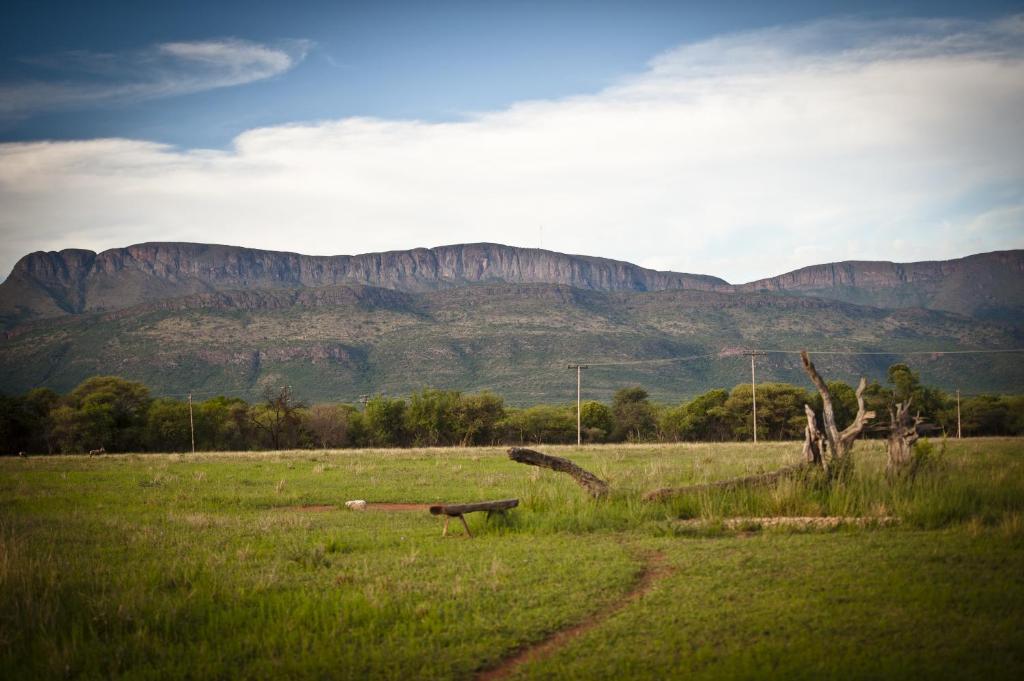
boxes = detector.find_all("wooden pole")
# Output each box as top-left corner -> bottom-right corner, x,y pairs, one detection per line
577,365 -> 581,446
744,351 -> 765,443
956,389 -> 961,439
188,392 -> 195,454
751,354 -> 757,443
568,364 -> 588,446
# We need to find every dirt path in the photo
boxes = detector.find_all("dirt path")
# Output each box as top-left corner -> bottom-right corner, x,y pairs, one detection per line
284,502 -> 432,512
475,551 -> 671,680
366,502 -> 432,511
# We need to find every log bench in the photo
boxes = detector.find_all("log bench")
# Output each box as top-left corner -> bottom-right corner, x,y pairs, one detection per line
428,499 -> 519,537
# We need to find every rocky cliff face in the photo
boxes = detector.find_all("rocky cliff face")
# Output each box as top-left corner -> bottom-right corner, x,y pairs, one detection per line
0,242 -> 731,326
738,250 -> 1024,319
1,242 -> 1021,328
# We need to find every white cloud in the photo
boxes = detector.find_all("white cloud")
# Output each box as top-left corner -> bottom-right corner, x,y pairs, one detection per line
0,17 -> 1022,283
0,39 -> 310,118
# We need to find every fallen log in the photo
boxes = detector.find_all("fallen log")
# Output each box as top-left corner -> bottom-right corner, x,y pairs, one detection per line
507,447 -> 609,497
676,516 -> 901,530
643,463 -> 809,501
429,499 -> 519,516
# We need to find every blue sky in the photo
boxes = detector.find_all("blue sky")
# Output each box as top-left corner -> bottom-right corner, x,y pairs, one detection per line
2,0 -> 1020,147
1,0 -> 1022,282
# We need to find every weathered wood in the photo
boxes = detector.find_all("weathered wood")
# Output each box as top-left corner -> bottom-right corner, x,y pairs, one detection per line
441,514 -> 474,538
647,351 -> 875,502
643,463 -> 808,501
800,350 -> 874,471
801,404 -> 825,466
887,399 -> 923,474
429,499 -> 519,516
508,447 -> 609,497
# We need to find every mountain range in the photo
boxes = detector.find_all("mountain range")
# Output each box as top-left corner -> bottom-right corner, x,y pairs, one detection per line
1,243 -> 1022,403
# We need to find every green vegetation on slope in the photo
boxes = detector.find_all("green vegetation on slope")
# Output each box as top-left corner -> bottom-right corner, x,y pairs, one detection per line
1,284 -> 1021,403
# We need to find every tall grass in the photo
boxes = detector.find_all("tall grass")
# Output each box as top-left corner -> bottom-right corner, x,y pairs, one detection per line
1,438 -> 1022,679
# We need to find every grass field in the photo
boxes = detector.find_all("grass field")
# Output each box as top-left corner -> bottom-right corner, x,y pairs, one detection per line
2,438 -> 1023,679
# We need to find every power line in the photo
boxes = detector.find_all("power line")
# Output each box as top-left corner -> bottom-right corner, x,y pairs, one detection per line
573,352 -> 719,367
757,348 -> 1024,356
567,347 -> 1024,366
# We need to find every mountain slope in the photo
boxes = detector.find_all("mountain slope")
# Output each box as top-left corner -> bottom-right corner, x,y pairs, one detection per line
2,282 -> 1020,403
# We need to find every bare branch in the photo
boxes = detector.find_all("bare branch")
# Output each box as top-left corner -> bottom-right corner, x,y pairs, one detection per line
508,447 -> 609,498
800,350 -> 840,448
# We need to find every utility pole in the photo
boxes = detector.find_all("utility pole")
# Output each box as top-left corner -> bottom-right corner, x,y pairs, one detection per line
956,389 -> 961,439
567,364 -> 589,446
743,351 -> 767,443
188,392 -> 195,454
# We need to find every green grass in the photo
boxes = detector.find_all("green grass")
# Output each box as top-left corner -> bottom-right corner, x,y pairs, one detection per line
2,438 -> 1023,679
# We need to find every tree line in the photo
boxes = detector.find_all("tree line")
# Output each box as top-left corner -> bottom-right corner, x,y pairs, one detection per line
1,364 -> 1022,454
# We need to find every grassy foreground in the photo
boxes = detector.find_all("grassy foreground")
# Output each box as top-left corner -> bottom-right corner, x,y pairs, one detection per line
1,439 -> 1023,679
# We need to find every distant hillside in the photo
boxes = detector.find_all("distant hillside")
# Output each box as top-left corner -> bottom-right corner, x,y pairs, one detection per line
2,282 -> 1020,403
1,242 -> 1021,402
2,243 -> 1022,330
739,250 -> 1024,321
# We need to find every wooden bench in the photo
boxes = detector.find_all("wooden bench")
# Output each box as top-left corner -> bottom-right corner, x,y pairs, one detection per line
428,499 -> 519,537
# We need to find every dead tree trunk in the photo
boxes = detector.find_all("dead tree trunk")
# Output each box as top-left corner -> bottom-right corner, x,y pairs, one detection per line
801,404 -> 825,466
886,400 -> 923,475
800,350 -> 875,477
644,463 -> 808,501
642,351 -> 876,502
507,447 -> 609,498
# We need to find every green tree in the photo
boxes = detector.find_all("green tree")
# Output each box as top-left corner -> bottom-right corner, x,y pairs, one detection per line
580,401 -> 613,442
959,395 -> 1011,436
498,405 -> 576,444
611,386 -> 657,442
725,383 -> 811,441
887,364 -> 919,404
67,376 -> 151,452
0,395 -> 28,455
145,399 -> 191,452
197,396 -> 252,451
885,363 -> 946,425
659,389 -> 734,441
455,392 -> 505,446
406,388 -> 461,446
48,405 -> 88,453
24,388 -> 60,453
363,396 -> 409,447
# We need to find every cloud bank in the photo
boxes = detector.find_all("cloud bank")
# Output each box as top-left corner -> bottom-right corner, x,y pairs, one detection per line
1,17 -> 1022,283
0,38 -> 309,118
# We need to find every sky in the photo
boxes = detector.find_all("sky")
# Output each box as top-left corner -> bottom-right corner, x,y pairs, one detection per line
0,0 -> 1022,283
